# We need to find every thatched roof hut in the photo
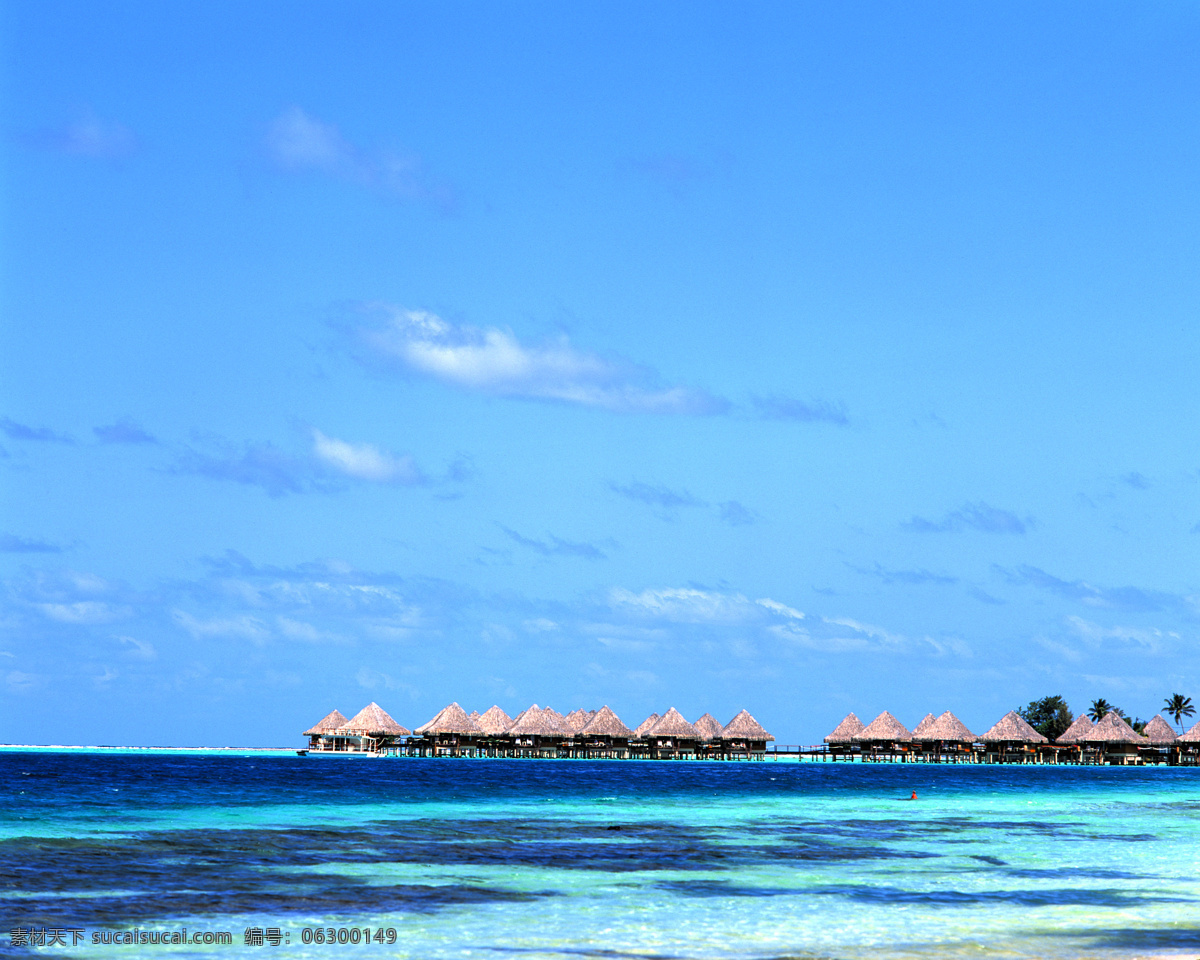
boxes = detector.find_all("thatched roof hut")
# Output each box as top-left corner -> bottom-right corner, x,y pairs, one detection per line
508,704 -> 571,737
633,713 -> 661,737
415,702 -> 481,736
303,709 -> 349,737
580,705 -> 634,739
855,711 -> 912,742
1055,713 -> 1094,743
338,702 -> 411,736
1178,719 -> 1200,743
648,707 -> 700,739
979,710 -> 1047,743
692,713 -> 724,741
475,705 -> 514,735
824,712 -> 866,743
911,713 -> 937,739
468,710 -> 482,722
563,709 -> 596,732
1081,711 -> 1146,744
1142,714 -> 1177,744
722,709 -> 774,742
924,711 -> 975,742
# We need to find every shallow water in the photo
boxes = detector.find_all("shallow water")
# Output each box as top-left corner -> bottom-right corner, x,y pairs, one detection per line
2,751 -> 1199,958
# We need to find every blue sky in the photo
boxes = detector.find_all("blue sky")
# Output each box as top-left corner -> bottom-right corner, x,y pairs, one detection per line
2,1 -> 1199,746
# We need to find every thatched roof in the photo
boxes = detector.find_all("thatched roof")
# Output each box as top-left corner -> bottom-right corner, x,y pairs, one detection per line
1081,711 -> 1146,744
1055,713 -> 1094,743
415,702 -> 481,736
303,709 -> 348,736
722,708 -> 774,742
580,705 -> 634,739
692,713 -> 724,741
924,711 -> 975,742
648,707 -> 700,739
475,705 -> 514,735
1142,714 -> 1177,744
855,711 -> 912,742
337,702 -> 410,736
979,710 -> 1047,743
1179,719 -> 1200,743
544,706 -> 567,725
911,713 -> 937,738
633,713 -> 661,737
824,712 -> 866,743
563,709 -> 595,733
468,710 -> 481,721
508,704 -> 571,737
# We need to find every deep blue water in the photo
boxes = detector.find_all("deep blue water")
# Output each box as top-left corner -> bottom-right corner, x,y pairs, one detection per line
3,751 -> 1200,958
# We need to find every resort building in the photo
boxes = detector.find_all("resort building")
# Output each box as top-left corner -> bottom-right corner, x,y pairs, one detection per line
300,703 -> 774,759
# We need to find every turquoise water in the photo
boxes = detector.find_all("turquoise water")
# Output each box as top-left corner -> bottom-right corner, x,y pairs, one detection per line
2,751 -> 1199,959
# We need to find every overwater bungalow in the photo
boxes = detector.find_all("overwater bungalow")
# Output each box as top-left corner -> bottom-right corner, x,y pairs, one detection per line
317,702 -> 410,753
303,709 -> 349,750
1077,711 -> 1147,765
915,711 -> 976,762
980,711 -> 1046,762
412,702 -> 482,756
1139,715 -> 1177,764
692,712 -> 724,756
720,709 -> 774,759
576,706 -> 635,758
475,705 -> 514,736
823,712 -> 866,760
506,704 -> 571,757
911,713 -> 937,739
563,709 -> 595,733
855,711 -> 913,760
1176,719 -> 1200,765
644,708 -> 701,758
632,713 -> 661,738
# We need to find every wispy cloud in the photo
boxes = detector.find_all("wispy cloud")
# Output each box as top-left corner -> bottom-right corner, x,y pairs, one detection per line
905,501 -> 1030,535
352,306 -> 728,415
609,481 -> 705,510
751,395 -> 850,426
32,114 -> 136,158
998,564 -> 1194,616
718,500 -> 755,526
171,430 -> 428,496
1120,472 -> 1151,490
500,525 -> 608,561
311,429 -> 423,484
94,419 -> 157,444
172,439 -> 315,497
1066,616 -> 1176,655
968,587 -> 1007,606
264,106 -> 452,209
0,534 -> 63,554
850,562 -> 958,586
0,417 -> 73,443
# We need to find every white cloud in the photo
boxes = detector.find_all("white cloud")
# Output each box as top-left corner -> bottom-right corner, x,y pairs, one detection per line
118,636 -> 157,661
266,107 -> 353,172
1066,616 -> 1175,654
756,598 -> 805,620
312,429 -> 423,484
358,307 -> 727,415
264,107 -> 450,206
172,610 -> 269,644
610,586 -> 754,622
37,601 -> 129,625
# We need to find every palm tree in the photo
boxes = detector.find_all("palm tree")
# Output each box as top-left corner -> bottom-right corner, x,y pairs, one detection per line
1162,694 -> 1195,734
1088,698 -> 1114,722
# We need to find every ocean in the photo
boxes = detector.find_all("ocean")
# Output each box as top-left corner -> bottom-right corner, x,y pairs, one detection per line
2,749 -> 1199,959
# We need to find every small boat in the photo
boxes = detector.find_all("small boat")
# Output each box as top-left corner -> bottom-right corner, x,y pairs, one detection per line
296,750 -> 308,756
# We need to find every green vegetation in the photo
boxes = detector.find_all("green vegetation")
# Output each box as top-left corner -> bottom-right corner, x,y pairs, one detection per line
1018,696 -> 1073,740
1163,694 -> 1195,734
